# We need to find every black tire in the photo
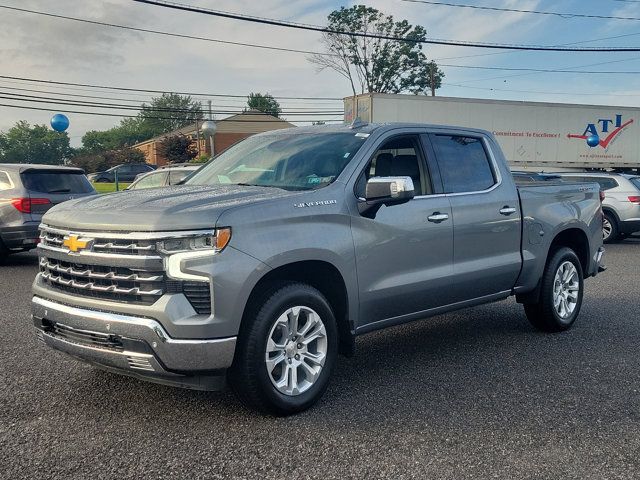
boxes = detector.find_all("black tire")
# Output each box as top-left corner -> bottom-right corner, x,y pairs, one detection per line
524,247 -> 584,333
229,282 -> 338,416
602,211 -> 620,244
96,177 -> 110,183
0,239 -> 9,263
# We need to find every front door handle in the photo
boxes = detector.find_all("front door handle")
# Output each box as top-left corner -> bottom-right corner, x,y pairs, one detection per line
499,206 -> 517,216
427,212 -> 449,223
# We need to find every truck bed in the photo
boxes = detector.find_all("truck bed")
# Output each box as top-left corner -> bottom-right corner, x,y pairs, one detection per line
515,181 -> 603,293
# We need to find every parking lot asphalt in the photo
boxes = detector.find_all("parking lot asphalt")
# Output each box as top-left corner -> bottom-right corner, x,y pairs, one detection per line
1,239 -> 639,480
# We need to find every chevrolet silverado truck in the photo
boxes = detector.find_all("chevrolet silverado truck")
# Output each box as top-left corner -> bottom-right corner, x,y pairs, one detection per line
32,123 -> 605,415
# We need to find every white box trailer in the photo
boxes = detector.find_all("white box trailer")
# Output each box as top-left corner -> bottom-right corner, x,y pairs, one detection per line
344,93 -> 640,170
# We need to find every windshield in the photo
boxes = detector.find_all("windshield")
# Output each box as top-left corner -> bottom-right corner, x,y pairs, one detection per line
630,177 -> 640,190
185,132 -> 368,190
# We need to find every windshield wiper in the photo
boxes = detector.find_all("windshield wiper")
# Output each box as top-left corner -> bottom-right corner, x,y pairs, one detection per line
47,189 -> 71,193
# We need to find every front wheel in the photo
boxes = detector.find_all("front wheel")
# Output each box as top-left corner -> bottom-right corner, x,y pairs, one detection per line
524,247 -> 584,332
229,283 -> 338,415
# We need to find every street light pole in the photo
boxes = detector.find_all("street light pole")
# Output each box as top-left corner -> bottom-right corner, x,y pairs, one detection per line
208,100 -> 215,156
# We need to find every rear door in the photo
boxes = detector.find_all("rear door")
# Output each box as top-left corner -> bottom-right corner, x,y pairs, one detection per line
20,169 -> 95,220
429,132 -> 522,302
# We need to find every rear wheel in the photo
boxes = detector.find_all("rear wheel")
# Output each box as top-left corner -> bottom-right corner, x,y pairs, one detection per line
602,212 -> 619,243
229,283 -> 338,415
524,247 -> 584,332
95,177 -> 110,183
0,239 -> 9,263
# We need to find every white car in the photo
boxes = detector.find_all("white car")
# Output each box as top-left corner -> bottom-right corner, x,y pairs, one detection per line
127,164 -> 200,190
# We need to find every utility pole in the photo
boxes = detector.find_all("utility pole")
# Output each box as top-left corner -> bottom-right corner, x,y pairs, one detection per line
430,63 -> 436,97
208,100 -> 214,156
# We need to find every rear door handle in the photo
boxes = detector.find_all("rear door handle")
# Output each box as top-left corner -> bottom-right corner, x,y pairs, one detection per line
427,212 -> 449,223
499,206 -> 517,215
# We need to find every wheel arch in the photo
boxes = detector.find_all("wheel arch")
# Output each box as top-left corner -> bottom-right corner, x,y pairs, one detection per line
517,226 -> 590,304
240,259 -> 355,356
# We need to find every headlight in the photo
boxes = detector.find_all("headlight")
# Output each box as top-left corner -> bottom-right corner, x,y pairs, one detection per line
157,228 -> 231,254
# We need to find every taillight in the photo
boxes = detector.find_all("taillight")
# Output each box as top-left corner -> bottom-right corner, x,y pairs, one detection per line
599,190 -> 606,202
628,196 -> 640,204
11,197 -> 51,213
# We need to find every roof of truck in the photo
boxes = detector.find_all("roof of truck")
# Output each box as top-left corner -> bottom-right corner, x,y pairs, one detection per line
252,122 -> 493,137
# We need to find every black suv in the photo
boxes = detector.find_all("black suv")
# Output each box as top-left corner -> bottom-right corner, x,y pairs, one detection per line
88,163 -> 155,183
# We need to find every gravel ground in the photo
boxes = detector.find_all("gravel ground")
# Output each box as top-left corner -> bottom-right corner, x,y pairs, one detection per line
1,239 -> 639,479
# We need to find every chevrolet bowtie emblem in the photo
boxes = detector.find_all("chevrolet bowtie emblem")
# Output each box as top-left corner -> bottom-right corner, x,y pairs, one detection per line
63,235 -> 90,253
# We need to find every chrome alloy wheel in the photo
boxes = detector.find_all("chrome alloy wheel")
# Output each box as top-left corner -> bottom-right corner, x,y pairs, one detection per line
265,306 -> 328,396
602,217 -> 612,241
553,261 -> 580,320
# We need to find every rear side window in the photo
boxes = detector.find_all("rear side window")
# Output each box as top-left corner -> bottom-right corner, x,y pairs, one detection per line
132,172 -> 166,189
0,171 -> 11,190
564,176 -> 618,191
593,177 -> 618,191
21,171 -> 94,194
431,135 -> 496,193
169,170 -> 191,185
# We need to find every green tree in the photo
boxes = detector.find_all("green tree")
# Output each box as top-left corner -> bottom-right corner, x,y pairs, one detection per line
0,121 -> 72,165
309,5 -> 444,95
139,93 -> 203,135
157,135 -> 197,164
246,93 -> 282,117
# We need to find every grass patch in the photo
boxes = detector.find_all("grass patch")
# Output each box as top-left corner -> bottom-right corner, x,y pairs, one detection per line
92,182 -> 131,193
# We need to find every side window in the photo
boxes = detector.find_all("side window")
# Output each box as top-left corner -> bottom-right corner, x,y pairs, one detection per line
169,170 -> 189,185
595,177 -> 618,191
0,172 -> 12,190
431,135 -> 496,193
363,136 -> 430,196
132,172 -> 166,189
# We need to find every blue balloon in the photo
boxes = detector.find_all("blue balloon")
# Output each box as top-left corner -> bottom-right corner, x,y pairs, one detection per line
50,113 -> 69,132
586,134 -> 600,148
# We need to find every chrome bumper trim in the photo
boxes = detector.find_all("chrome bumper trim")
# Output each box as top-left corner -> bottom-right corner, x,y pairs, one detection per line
32,296 -> 236,372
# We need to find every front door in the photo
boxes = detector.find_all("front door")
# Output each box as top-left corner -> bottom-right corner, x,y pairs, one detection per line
351,133 -> 455,329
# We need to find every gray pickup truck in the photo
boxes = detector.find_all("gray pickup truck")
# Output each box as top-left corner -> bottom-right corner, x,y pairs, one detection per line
32,123 -> 605,415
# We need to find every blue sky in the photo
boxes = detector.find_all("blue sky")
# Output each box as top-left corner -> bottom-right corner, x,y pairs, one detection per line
1,0 -> 640,144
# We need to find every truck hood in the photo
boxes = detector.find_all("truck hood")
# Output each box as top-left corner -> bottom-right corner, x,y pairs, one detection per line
42,185 -> 297,231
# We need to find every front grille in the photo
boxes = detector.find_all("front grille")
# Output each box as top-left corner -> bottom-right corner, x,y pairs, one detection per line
40,228 -> 156,255
43,320 -> 124,352
38,225 -> 212,314
40,257 -> 164,305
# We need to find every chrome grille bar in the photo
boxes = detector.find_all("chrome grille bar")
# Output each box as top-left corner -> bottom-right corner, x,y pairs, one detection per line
39,258 -> 162,282
41,271 -> 163,296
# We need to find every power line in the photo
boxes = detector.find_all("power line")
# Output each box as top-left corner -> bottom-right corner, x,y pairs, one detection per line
0,102 -> 343,123
0,74 -> 343,101
442,82 -> 640,98
0,93 -> 343,116
439,63 -> 640,74
0,4 -> 333,57
132,0 -> 640,52
0,86 -> 344,112
401,0 -> 640,21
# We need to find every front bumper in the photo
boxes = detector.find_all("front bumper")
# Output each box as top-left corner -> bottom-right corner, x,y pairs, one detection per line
32,296 -> 236,391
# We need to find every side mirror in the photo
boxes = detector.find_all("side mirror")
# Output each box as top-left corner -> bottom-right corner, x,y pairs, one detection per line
365,176 -> 415,202
359,176 -> 415,217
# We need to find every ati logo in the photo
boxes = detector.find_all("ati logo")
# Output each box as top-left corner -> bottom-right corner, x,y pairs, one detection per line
567,114 -> 633,149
